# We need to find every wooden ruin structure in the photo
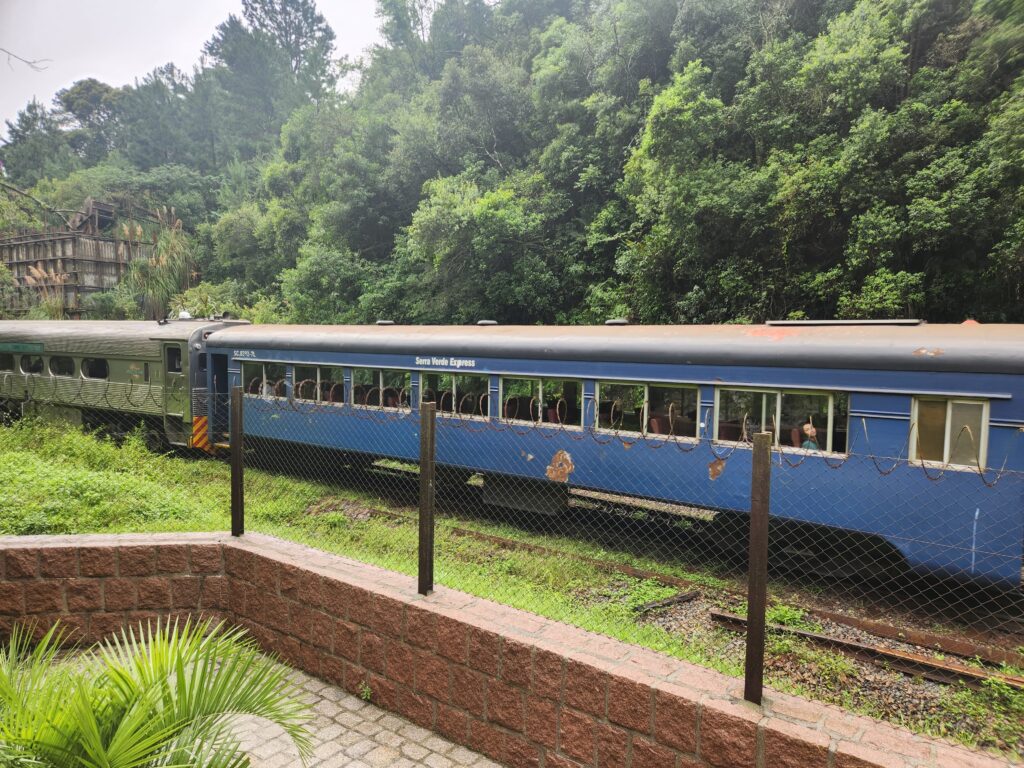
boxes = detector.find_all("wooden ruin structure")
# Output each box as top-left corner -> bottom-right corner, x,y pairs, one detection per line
0,198 -> 154,318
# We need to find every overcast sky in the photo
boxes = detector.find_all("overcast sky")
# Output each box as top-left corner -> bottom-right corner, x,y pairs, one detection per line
0,0 -> 383,136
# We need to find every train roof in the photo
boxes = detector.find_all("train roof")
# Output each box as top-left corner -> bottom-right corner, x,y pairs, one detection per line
0,320 -> 243,357
206,322 -> 1024,375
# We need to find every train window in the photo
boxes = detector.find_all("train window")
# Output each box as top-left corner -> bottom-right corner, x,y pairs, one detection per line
716,389 -> 776,443
0,354 -> 12,371
144,362 -> 150,383
421,373 -> 455,413
294,366 -> 319,401
541,379 -> 582,426
352,368 -> 381,406
321,366 -> 345,403
264,363 -> 287,396
243,362 -> 264,394
453,374 -> 489,416
648,385 -> 698,437
911,397 -> 987,467
501,378 -> 541,421
198,354 -> 208,374
81,358 -> 109,380
598,382 -> 645,432
779,392 -> 848,453
166,346 -> 183,374
20,355 -> 44,374
381,370 -> 411,408
48,356 -> 75,377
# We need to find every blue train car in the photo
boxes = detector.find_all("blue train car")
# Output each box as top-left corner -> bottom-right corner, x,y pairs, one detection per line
204,321 -> 1024,587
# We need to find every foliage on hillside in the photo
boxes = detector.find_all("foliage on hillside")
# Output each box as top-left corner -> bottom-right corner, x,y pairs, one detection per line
2,0 -> 1023,323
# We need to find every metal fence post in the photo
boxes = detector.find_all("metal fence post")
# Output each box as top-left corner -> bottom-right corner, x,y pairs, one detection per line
419,401 -> 437,595
744,431 -> 772,705
230,386 -> 244,537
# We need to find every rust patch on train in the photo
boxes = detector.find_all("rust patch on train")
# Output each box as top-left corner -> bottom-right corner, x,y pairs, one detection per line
546,450 -> 575,482
708,458 -> 726,480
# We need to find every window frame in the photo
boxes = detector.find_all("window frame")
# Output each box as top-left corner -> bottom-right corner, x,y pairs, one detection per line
0,353 -> 14,372
20,355 -> 44,375
499,377 -> 542,423
595,380 -> 649,435
350,367 -> 411,411
81,358 -> 109,380
645,383 -> 701,440
48,356 -> 76,377
713,386 -> 849,454
420,372 -> 490,419
910,396 -> 989,469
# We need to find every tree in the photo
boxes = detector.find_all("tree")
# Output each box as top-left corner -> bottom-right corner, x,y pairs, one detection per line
241,0 -> 337,97
53,78 -> 124,165
0,100 -> 79,187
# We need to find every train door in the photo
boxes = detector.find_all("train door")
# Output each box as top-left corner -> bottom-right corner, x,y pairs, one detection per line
163,343 -> 188,444
211,353 -> 229,440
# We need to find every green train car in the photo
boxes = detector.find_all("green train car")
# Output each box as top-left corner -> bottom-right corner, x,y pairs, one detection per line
0,319 -> 245,449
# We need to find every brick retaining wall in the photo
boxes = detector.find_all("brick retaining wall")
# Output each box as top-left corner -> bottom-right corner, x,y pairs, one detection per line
0,533 -> 1012,768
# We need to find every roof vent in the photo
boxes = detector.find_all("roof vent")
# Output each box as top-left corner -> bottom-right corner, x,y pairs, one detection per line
375,319 -> 395,326
477,320 -> 498,326
605,318 -> 629,326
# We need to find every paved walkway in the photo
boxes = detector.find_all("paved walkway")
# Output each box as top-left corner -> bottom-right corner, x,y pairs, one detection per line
235,668 -> 498,768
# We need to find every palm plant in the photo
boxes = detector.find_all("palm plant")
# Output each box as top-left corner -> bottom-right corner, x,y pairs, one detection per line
0,619 -> 311,767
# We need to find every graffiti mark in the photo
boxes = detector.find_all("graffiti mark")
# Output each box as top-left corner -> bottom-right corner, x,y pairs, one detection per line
546,450 -> 575,482
708,458 -> 725,480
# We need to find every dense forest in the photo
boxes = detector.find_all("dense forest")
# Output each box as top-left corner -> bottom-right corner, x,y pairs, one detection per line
1,0 -> 1023,324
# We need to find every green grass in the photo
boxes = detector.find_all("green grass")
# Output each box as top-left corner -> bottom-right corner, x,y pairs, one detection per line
1,419 -> 1021,758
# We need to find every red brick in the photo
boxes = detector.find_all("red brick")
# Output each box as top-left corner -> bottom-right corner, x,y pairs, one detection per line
487,679 -> 524,731
200,575 -> 228,609
397,687 -> 434,729
860,725 -> 931,760
189,544 -> 222,574
334,620 -> 360,661
321,579 -> 354,618
505,735 -> 541,768
289,603 -> 316,645
386,641 -> 416,686
56,612 -> 87,641
699,699 -> 759,768
294,641 -> 321,676
39,548 -> 77,578
451,665 -> 486,717
607,674 -> 653,733
594,721 -> 629,768
250,558 -> 278,592
763,718 -> 830,768
415,652 -> 451,702
564,660 -> 607,717
934,744 -> 1011,768
435,615 -> 467,663
360,631 -> 387,674
24,581 -> 63,613
833,741 -> 905,768
502,639 -> 533,688
524,696 -> 558,748
91,612 -> 125,640
309,610 -> 333,651
136,577 -> 171,609
154,545 -> 188,574
467,627 -> 501,676
632,737 -> 678,768
79,547 -> 116,577
118,547 -> 156,576
367,672 -> 397,712
278,563 -> 303,598
0,583 -> 24,615
369,596 -> 404,638
405,606 -> 437,650
436,704 -> 469,742
654,688 -> 699,753
321,655 -> 345,687
259,594 -> 290,632
66,579 -> 102,611
468,719 -> 505,763
533,649 -> 564,700
5,549 -> 38,578
347,587 -> 375,626
559,708 -> 596,764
